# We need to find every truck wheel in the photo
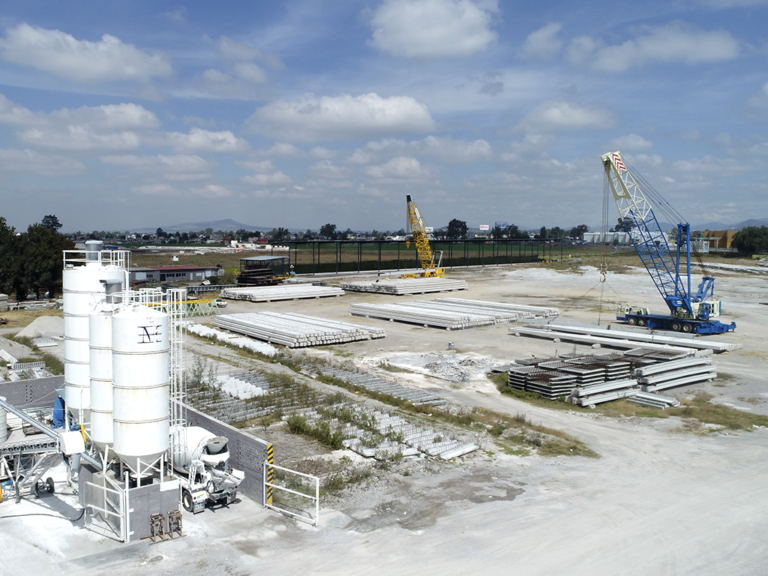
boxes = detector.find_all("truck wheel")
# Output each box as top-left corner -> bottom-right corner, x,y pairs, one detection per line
627,317 -> 637,326
638,318 -> 647,327
671,322 -> 681,332
682,323 -> 693,333
182,490 -> 193,512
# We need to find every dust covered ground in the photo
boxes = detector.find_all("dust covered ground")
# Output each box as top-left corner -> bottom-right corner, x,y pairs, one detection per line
2,263 -> 767,575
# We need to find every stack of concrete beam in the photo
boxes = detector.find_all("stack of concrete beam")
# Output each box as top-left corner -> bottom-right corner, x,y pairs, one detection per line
691,262 -> 768,275
627,391 -> 681,409
436,298 -> 559,318
623,347 -> 695,362
539,360 -> 608,386
221,284 -> 344,302
349,302 -> 496,330
568,379 -> 639,407
513,326 -> 696,355
317,366 -> 446,407
214,312 -> 385,348
340,277 -> 467,295
533,324 -> 741,353
634,357 -> 716,392
187,322 -> 278,356
508,366 -> 577,398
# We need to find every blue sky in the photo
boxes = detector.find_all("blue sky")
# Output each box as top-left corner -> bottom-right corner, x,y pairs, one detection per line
1,0 -> 766,232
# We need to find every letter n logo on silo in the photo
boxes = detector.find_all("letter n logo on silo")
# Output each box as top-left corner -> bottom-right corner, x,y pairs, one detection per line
139,325 -> 162,344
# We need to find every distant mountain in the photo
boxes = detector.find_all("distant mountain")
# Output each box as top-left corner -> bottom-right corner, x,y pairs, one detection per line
134,219 -> 305,234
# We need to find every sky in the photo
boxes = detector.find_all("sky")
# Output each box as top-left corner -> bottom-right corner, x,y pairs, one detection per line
0,0 -> 766,233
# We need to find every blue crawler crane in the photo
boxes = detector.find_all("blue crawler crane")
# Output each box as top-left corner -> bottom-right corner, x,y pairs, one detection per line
601,151 -> 736,335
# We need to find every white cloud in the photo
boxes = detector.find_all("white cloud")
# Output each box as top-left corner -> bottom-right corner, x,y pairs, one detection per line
0,148 -> 85,176
747,82 -> 768,116
161,8 -> 187,23
0,95 -> 160,151
131,183 -> 181,196
235,62 -> 268,84
519,23 -> 563,61
247,93 -> 435,142
363,156 -> 434,180
0,95 -> 160,130
189,184 -> 232,197
163,128 -> 249,153
0,24 -> 171,83
700,0 -> 768,7
348,135 -> 492,164
20,128 -> 142,151
238,159 -> 293,185
369,0 -> 498,58
567,22 -> 740,73
518,100 -> 617,133
100,154 -> 215,181
608,134 -> 653,152
202,69 -> 230,83
215,36 -> 283,68
463,171 -> 532,190
306,160 -> 352,180
242,172 -> 293,186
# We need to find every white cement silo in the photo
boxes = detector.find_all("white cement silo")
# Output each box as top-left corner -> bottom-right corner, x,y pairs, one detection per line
89,302 -> 116,450
112,305 -> 170,474
63,241 -> 126,420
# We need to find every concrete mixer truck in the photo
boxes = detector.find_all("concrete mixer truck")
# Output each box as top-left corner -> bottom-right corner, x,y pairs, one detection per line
171,425 -> 245,514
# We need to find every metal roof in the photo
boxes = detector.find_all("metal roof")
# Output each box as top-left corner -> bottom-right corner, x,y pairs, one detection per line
240,256 -> 286,261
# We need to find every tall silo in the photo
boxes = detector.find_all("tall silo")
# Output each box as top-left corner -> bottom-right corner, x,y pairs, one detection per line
112,305 -> 170,475
63,241 -> 126,423
89,302 -> 116,451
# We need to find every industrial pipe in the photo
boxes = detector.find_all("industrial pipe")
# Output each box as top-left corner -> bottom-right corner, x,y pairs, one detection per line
0,397 -> 101,469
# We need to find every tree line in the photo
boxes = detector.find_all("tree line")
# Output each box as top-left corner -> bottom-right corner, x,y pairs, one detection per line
0,215 -> 74,299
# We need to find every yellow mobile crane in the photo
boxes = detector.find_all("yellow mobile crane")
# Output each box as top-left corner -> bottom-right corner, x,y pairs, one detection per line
402,194 -> 445,278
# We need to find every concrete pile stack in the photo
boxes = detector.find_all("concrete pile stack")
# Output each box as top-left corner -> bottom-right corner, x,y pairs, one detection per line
349,297 -> 557,330
512,323 -> 740,354
508,366 -> 577,399
350,302 -> 496,330
214,312 -> 385,347
436,298 -> 559,318
634,357 -> 716,392
221,284 -> 344,302
340,277 -> 467,295
568,379 -> 639,407
627,391 -> 681,409
187,322 -> 278,356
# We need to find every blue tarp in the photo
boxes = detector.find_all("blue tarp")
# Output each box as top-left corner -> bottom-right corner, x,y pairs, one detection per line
52,396 -> 65,429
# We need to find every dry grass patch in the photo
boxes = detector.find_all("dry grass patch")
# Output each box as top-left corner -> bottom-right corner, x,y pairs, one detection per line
1,309 -> 63,330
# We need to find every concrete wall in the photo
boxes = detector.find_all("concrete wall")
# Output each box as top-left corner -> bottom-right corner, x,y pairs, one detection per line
185,404 -> 272,504
0,375 -> 63,409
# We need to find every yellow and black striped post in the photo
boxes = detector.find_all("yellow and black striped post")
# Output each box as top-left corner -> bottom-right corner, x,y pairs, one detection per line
266,443 -> 274,505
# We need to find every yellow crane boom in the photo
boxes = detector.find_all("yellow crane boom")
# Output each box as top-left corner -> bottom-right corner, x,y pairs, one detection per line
403,194 -> 444,278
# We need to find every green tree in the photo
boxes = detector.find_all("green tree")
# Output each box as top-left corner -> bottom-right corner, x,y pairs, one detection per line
320,223 -> 337,239
569,224 -> 589,239
0,217 -> 18,294
733,226 -> 768,253
491,225 -> 505,239
447,219 -> 468,239
269,227 -> 291,242
42,215 -> 62,232
25,224 -> 74,298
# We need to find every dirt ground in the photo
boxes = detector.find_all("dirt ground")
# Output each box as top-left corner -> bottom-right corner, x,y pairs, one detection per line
2,262 -> 767,575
